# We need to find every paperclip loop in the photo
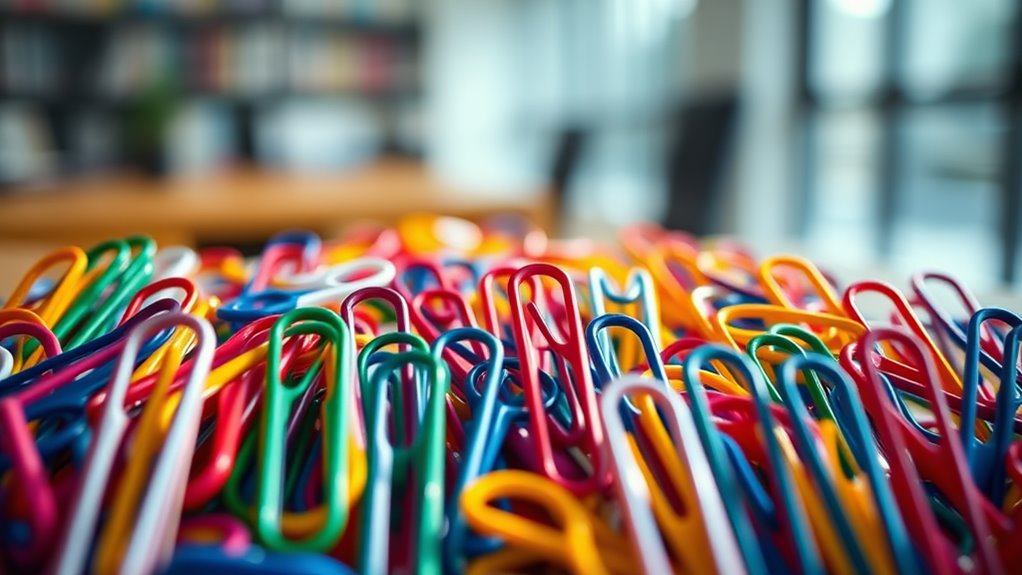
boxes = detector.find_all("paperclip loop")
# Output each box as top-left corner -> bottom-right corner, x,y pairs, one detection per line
714,303 -> 865,354
507,262 -> 611,495
477,263 -> 541,344
911,272 -> 1004,363
843,280 -> 964,397
358,339 -> 449,575
460,469 -> 634,575
757,255 -> 843,315
600,374 -> 746,575
151,246 -> 199,281
341,286 -> 416,436
53,312 -> 215,575
588,266 -> 663,368
844,327 -> 1004,575
53,236 -> 157,354
777,354 -> 920,574
410,287 -> 485,383
586,313 -> 668,418
253,307 -> 358,552
2,246 -> 88,329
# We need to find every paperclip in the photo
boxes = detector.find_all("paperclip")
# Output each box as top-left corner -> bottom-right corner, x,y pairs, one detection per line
600,374 -> 746,575
53,312 -> 215,575
460,470 -> 633,575
477,263 -> 541,343
911,272 -> 1003,363
714,303 -> 865,353
757,255 -> 843,315
358,343 -> 449,575
219,257 -> 395,323
844,327 -> 1004,575
843,280 -> 964,396
55,236 -> 157,353
342,286 -> 416,437
777,354 -> 920,574
686,345 -> 824,574
680,346 -> 792,575
2,246 -> 88,329
410,287 -> 484,383
586,313 -> 668,419
430,327 -> 503,573
507,262 -> 611,495
589,266 -> 662,363
253,307 -> 357,552
959,308 -> 1022,505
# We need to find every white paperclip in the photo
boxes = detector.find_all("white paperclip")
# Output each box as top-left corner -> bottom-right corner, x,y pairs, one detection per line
0,346 -> 13,380
600,374 -> 746,575
52,312 -> 216,575
278,257 -> 397,307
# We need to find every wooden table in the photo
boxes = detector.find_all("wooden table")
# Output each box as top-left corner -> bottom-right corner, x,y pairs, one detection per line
0,158 -> 554,247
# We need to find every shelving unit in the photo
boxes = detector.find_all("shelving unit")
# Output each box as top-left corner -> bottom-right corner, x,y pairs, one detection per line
0,1 -> 422,183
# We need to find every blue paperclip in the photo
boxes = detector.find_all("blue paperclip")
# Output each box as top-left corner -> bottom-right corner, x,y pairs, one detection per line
162,544 -> 355,575
586,313 -> 668,420
959,307 -> 1022,504
430,327 -> 504,573
683,345 -> 818,575
778,353 -> 921,574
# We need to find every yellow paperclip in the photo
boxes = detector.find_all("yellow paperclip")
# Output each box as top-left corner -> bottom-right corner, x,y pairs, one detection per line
819,420 -> 899,575
461,470 -> 635,575
714,304 -> 865,353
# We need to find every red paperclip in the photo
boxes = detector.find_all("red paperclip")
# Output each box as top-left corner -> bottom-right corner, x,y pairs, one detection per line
843,327 -> 1004,574
507,263 -> 610,495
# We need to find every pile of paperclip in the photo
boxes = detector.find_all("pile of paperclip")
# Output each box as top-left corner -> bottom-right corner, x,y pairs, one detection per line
2,213 -> 1021,575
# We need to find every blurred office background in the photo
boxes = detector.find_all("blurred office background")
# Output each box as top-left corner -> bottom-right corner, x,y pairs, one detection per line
0,0 -> 1020,296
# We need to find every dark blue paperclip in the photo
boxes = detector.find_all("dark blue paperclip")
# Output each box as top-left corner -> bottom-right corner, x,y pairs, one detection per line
430,327 -> 503,573
683,345 -> 817,575
162,544 -> 355,575
778,353 -> 919,574
959,307 -> 1022,505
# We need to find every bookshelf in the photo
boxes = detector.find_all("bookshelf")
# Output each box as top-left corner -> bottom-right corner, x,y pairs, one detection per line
0,1 -> 422,183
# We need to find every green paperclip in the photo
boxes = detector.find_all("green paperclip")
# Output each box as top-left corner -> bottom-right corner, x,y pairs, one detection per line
53,236 -> 156,351
357,331 -> 429,456
358,334 -> 449,575
222,330 -> 328,519
253,306 -> 354,552
746,332 -> 835,421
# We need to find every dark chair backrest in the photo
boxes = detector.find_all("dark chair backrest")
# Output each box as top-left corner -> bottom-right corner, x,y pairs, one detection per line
663,94 -> 739,235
